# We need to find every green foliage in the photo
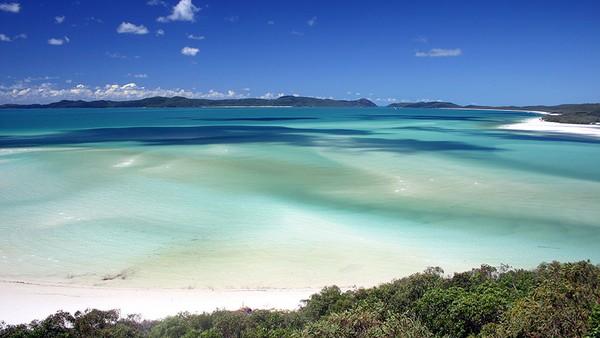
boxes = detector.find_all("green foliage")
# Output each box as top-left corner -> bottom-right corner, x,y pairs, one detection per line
587,304 -> 600,338
299,286 -> 355,321
0,309 -> 147,338
485,261 -> 600,337
1,261 -> 599,338
302,302 -> 433,338
543,111 -> 600,124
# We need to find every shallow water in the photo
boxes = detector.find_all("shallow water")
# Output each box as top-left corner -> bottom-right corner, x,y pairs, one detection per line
1,107 -> 599,288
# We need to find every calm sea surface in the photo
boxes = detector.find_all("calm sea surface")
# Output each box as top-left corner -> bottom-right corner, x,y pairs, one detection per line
1,107 -> 599,288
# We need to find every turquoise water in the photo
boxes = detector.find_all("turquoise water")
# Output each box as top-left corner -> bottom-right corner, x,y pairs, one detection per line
1,107 -> 599,289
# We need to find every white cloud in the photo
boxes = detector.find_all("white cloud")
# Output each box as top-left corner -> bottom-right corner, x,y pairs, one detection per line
291,30 -> 304,36
48,36 -> 69,46
187,34 -> 204,40
55,15 -> 65,24
267,20 -> 274,25
157,0 -> 199,22
117,22 -> 149,35
23,76 -> 59,83
156,29 -> 165,36
415,48 -> 462,57
414,36 -> 428,43
0,32 -> 26,42
224,15 -> 239,23
86,16 -> 103,24
0,2 -> 20,13
260,92 -> 284,99
181,46 -> 199,56
307,16 -> 317,27
106,51 -> 128,59
0,82 -> 254,103
147,0 -> 167,6
131,73 -> 148,78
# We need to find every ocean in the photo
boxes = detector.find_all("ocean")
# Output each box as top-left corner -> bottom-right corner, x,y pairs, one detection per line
1,107 -> 599,289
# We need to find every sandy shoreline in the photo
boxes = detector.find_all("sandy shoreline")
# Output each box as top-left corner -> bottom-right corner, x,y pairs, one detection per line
0,279 -> 324,324
442,106 -> 600,137
441,107 -> 553,115
499,117 -> 600,138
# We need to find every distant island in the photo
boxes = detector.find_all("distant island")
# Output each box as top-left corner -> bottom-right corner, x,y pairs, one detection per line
3,96 -> 600,125
0,95 -> 377,109
388,101 -> 600,125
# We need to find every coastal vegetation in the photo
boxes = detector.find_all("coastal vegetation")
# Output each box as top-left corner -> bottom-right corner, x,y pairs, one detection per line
542,111 -> 600,125
388,102 -> 600,117
2,260 -> 599,337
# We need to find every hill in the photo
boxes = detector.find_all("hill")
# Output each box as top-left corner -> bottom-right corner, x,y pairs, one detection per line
0,96 -> 377,109
388,101 -> 461,109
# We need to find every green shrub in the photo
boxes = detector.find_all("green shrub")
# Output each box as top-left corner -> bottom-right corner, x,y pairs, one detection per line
2,261 -> 598,338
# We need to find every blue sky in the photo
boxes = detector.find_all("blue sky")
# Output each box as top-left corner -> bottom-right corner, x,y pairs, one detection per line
1,0 -> 599,105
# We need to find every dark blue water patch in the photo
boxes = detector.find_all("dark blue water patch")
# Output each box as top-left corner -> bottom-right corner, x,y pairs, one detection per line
356,114 -> 495,122
343,137 -> 500,153
0,125 -> 500,153
484,131 -> 600,144
393,126 -> 464,133
0,125 -> 368,148
171,117 -> 320,122
394,126 -> 600,145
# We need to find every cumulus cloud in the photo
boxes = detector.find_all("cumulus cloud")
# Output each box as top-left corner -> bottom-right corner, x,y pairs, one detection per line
55,15 -> 65,24
0,82 -> 254,103
187,34 -> 204,40
156,29 -> 165,36
307,16 -> 317,27
131,73 -> 148,78
0,32 -> 26,42
415,48 -> 462,57
157,0 -> 199,22
181,46 -> 199,56
0,2 -> 20,13
48,36 -> 69,46
260,92 -> 284,99
117,22 -> 149,35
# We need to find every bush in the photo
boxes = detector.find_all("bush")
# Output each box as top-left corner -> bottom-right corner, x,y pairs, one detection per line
2,261 -> 599,338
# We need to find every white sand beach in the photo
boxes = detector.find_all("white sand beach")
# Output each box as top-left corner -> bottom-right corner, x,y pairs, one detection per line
499,117 -> 600,138
442,107 -> 553,115
0,280 -> 320,324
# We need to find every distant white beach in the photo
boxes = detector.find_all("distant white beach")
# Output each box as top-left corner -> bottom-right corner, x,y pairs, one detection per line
499,117 -> 600,138
451,106 -> 600,137
441,107 -> 553,115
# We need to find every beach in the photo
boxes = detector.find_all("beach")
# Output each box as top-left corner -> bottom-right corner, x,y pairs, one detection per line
0,280 -> 319,324
499,116 -> 600,138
